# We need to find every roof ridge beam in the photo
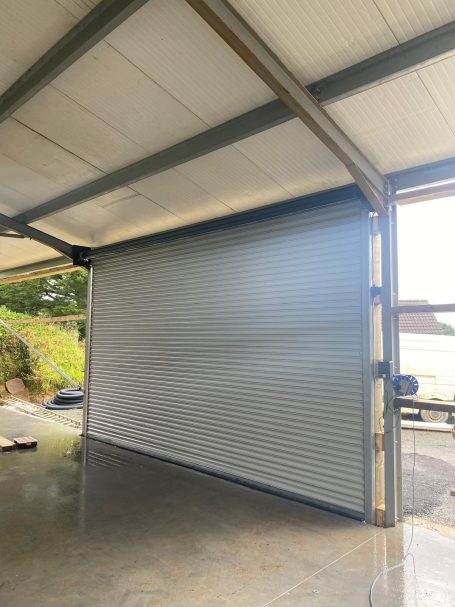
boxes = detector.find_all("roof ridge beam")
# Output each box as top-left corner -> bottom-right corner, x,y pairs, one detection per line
185,0 -> 387,214
0,0 -> 149,124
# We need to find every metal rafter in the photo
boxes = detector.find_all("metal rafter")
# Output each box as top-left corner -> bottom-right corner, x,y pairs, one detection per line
184,0 -> 388,214
0,0 -> 149,124
0,212 -> 73,258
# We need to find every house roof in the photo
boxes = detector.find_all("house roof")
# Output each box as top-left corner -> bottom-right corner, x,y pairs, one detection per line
399,300 -> 444,335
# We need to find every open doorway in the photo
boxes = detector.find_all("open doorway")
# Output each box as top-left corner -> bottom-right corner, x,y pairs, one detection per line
0,267 -> 88,431
396,197 -> 455,536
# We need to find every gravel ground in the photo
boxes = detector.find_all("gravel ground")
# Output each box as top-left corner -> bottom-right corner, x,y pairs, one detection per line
402,426 -> 455,530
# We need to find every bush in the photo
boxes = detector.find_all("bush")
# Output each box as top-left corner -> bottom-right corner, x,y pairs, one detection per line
0,306 -> 85,397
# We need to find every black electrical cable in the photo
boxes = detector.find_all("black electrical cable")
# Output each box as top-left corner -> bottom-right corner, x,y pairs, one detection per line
42,388 -> 84,410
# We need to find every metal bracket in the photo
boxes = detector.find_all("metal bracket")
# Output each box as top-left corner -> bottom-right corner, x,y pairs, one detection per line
376,360 -> 393,379
72,245 -> 91,269
370,285 -> 381,298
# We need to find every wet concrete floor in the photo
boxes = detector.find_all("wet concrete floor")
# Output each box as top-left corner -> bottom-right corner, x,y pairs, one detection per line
0,408 -> 454,606
402,427 -> 455,529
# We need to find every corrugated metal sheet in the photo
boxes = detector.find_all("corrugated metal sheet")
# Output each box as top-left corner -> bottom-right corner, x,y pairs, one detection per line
374,0 -> 455,42
327,72 -> 455,173
0,0 -> 92,93
14,86 -> 147,173
51,41 -> 207,153
174,146 -> 290,212
87,200 -> 371,517
0,237 -> 59,271
418,56 -> 455,134
234,119 -> 351,196
0,119 -> 101,214
35,189 -> 183,247
230,0 -> 455,83
229,0 -> 397,82
105,0 -> 275,126
131,169 -> 235,223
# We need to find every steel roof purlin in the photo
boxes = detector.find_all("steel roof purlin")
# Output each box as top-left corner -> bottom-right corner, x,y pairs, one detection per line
307,20 -> 455,105
0,0 -> 150,124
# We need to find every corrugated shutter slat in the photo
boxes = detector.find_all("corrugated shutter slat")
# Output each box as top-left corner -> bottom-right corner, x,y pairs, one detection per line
87,200 -> 370,517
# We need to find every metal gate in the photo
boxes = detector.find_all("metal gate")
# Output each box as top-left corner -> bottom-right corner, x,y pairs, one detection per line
85,198 -> 373,520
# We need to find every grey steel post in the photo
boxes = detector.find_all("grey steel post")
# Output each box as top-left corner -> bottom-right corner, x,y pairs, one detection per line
361,207 -> 375,524
390,203 -> 403,521
380,212 -> 396,527
82,265 -> 93,438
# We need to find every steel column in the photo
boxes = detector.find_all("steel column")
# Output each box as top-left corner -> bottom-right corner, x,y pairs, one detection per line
390,204 -> 402,521
380,211 -> 397,527
82,266 -> 93,438
361,208 -> 375,524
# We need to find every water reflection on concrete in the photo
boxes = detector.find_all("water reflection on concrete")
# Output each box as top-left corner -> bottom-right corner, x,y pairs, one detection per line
1,407 -> 454,607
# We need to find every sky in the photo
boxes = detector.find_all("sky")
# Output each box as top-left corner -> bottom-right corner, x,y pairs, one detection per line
397,197 -> 455,327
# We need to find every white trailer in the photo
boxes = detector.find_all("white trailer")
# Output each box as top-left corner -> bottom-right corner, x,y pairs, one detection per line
400,333 -> 455,423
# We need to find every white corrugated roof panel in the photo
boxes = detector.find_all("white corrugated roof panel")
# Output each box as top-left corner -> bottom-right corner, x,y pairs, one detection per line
174,147 -> 291,212
234,119 -> 351,196
13,86 -> 147,173
52,42 -> 206,153
0,236 -> 61,272
327,72 -> 455,173
229,0 -> 397,83
34,189 -> 184,248
50,41 -> 207,154
105,0 -> 275,126
0,119 -> 101,213
374,0 -> 455,42
418,56 -> 455,134
0,0 -> 96,93
131,170 -> 235,223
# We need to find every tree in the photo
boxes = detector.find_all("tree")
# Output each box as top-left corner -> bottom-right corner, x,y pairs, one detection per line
0,270 -> 88,317
440,322 -> 455,336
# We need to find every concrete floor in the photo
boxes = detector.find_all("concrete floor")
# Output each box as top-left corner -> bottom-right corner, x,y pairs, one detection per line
0,408 -> 454,607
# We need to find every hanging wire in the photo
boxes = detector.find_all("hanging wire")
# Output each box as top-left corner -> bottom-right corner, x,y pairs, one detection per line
368,387 -> 416,606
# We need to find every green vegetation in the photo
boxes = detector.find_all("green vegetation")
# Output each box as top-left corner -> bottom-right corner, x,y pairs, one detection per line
440,322 -> 455,336
0,306 -> 85,396
0,270 -> 87,316
0,270 -> 87,397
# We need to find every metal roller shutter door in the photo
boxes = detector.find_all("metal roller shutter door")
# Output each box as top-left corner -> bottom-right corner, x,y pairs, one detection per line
86,199 -> 372,519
